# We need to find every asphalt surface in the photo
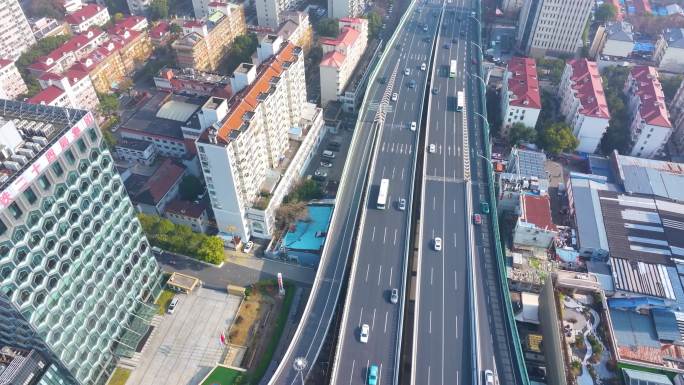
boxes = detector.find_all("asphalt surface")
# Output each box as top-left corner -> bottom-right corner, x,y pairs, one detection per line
329,4 -> 441,385
412,0 -> 473,384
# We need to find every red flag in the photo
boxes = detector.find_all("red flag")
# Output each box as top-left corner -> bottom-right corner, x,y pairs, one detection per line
219,332 -> 226,346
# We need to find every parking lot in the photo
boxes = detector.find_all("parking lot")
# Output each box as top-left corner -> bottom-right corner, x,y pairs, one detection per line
306,125 -> 354,195
128,288 -> 241,385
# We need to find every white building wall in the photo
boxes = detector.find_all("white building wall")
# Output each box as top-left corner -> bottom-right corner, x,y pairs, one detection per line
572,114 -> 609,153
126,0 -> 152,15
519,0 -> 593,57
319,65 -> 340,106
602,39 -> 634,58
0,0 -> 36,61
0,62 -> 28,100
513,219 -> 557,249
628,116 -> 672,158
658,47 -> 684,74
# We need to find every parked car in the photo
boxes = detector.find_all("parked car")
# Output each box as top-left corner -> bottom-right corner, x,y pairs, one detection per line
410,121 -> 417,131
167,297 -> 179,314
320,160 -> 333,168
404,68 -> 411,76
368,365 -> 379,385
429,144 -> 436,153
472,213 -> 482,225
322,150 -> 336,159
483,370 -> 494,385
243,241 -> 254,253
421,62 -> 426,71
398,198 -> 406,210
391,93 -> 398,101
480,202 -> 490,214
360,324 -> 370,343
314,169 -> 327,177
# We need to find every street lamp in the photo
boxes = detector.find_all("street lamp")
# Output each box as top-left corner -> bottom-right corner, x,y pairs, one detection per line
468,14 -> 481,28
470,41 -> 483,57
467,71 -> 487,88
293,357 -> 307,385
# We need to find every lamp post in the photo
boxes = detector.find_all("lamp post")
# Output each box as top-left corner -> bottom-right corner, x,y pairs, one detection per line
293,357 -> 307,385
467,71 -> 487,89
471,41 -> 483,57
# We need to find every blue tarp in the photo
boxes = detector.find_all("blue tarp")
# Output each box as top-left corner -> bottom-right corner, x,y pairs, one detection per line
633,41 -> 655,53
628,5 -> 636,14
283,205 -> 333,252
608,296 -> 667,309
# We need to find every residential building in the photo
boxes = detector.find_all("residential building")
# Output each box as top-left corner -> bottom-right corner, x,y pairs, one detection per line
197,42 -> 325,243
27,28 -> 107,78
255,0 -> 303,30
173,4 -> 246,72
328,0 -> 365,18
669,80 -> 684,155
111,16 -> 148,32
0,0 -> 37,61
63,0 -> 82,13
65,4 -> 110,34
108,25 -> 153,74
28,70 -> 100,112
164,199 -> 209,233
150,21 -> 172,47
124,158 -> 186,215
0,346 -> 68,385
516,0 -> 593,57
654,28 -> 684,74
0,60 -> 27,100
126,0 -> 152,15
513,194 -> 558,250
319,18 -> 368,106
0,100 -> 162,385
501,0 -> 524,14
591,21 -> 634,60
277,11 -> 313,54
153,67 -> 231,97
624,66 -> 672,158
558,59 -> 611,153
30,17 -> 70,40
115,139 -> 158,165
500,57 -> 541,137
69,41 -> 127,94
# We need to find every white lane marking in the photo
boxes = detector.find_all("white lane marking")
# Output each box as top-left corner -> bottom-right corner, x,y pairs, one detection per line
453,200 -> 456,213
358,307 -> 364,327
384,311 -> 388,333
371,226 -> 376,241
382,165 -> 386,178
389,266 -> 393,285
454,271 -> 458,291
379,364 -> 383,385
393,228 -> 398,245
433,195 -> 436,210
378,265 -> 383,286
392,167 -> 396,178
429,311 -> 432,334
430,267 -> 434,286
401,167 -> 405,180
383,227 -> 388,244
456,315 -> 459,339
371,308 -> 377,330
427,366 -> 431,385
365,264 -> 370,282
454,233 -> 457,247
349,360 -> 355,385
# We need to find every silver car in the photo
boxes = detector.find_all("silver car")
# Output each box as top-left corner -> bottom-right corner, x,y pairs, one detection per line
390,288 -> 399,304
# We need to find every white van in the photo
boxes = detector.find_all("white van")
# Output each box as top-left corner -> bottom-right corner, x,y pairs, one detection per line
167,297 -> 179,314
322,150 -> 336,159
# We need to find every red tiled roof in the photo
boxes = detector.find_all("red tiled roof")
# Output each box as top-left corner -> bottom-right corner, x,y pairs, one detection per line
567,59 -> 610,119
139,159 -> 185,204
27,85 -> 64,105
150,21 -> 170,38
29,28 -> 105,70
319,26 -> 360,48
165,198 -> 206,218
522,194 -> 557,231
630,66 -> 671,128
506,57 -> 541,109
207,42 -> 298,143
611,0 -> 624,20
38,72 -> 63,81
184,20 -> 204,28
320,51 -> 346,68
110,16 -> 147,33
64,69 -> 88,84
65,4 -> 106,25
0,59 -> 12,69
339,17 -> 364,23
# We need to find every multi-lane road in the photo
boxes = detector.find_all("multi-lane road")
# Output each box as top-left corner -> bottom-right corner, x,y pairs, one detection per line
330,3 -> 440,384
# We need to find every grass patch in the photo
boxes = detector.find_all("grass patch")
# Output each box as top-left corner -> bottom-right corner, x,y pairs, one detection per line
201,366 -> 242,385
107,368 -> 131,385
238,282 -> 296,385
155,289 -> 175,315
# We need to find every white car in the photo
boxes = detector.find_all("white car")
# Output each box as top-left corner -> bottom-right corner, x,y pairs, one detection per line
429,144 -> 436,153
410,121 -> 417,131
391,93 -> 398,102
390,288 -> 399,304
398,198 -> 406,210
314,169 -> 327,177
360,324 -> 370,343
483,370 -> 494,385
243,241 -> 254,253
167,297 -> 179,314
404,68 -> 410,76
420,62 -> 426,71
434,237 -> 442,251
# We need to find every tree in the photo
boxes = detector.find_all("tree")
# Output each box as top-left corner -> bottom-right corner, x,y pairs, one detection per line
595,3 -> 617,22
114,12 -> 125,22
179,175 -> 204,201
316,18 -> 339,38
104,0 -> 130,15
537,122 -> 579,155
661,75 -> 683,103
169,23 -> 183,34
197,237 -> 224,264
366,11 -> 382,38
222,34 -> 259,74
288,179 -> 323,202
148,0 -> 169,21
536,58 -> 565,85
275,201 -> 308,230
508,122 -> 536,145
16,35 -> 72,74
97,93 -> 120,115
599,66 -> 631,154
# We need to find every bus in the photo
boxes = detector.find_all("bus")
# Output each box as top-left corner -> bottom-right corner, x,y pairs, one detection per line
377,178 -> 389,210
449,60 -> 457,78
456,91 -> 464,111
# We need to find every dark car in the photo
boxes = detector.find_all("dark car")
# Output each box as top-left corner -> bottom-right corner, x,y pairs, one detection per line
443,43 -> 449,49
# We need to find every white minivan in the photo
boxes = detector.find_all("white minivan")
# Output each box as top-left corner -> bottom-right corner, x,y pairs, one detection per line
420,62 -> 426,71
410,121 -> 417,131
167,297 -> 179,314
322,150 -> 336,159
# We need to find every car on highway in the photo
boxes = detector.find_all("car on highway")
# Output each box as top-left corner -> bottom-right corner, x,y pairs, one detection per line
434,237 -> 442,251
243,241 -> 254,253
368,365 -> 379,385
408,79 -> 416,88
471,58 -> 477,65
360,324 -> 370,343
432,87 -> 438,94
320,160 -> 333,168
423,25 -> 428,32
472,213 -> 482,225
428,144 -> 436,153
404,68 -> 410,76
312,174 -> 326,182
410,121 -> 416,131
398,198 -> 406,210
452,37 -> 458,43
314,169 -> 327,178
390,288 -> 399,304
443,43 -> 449,49
322,150 -> 336,159
391,92 -> 398,101
480,202 -> 490,214
483,370 -> 495,385
420,62 -> 426,71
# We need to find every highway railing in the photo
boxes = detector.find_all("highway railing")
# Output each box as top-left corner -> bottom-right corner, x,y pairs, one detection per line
472,3 -> 530,385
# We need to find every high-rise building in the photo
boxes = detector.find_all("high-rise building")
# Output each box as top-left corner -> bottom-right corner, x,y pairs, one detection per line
0,100 -> 163,385
0,60 -> 28,100
328,0 -> 365,19
558,59 -> 611,153
0,0 -> 37,61
500,57 -> 541,137
668,80 -> 684,156
624,66 -> 673,158
255,0 -> 303,30
197,40 -> 325,243
516,0 -> 593,58
126,0 -> 152,16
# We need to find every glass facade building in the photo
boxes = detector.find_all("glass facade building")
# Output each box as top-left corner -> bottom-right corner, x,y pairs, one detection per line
0,100 -> 163,385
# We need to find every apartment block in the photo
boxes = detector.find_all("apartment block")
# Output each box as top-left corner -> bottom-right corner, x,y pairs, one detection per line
500,57 -> 541,137
65,4 -> 110,34
654,28 -> 684,74
69,42 -> 127,94
255,0 -> 303,30
28,70 -> 100,113
624,66 -> 672,158
319,17 -> 368,106
27,28 -> 107,78
328,0 -> 365,18
669,80 -> 684,155
173,4 -> 246,72
590,21 -> 635,60
277,11 -> 314,54
516,0 -> 593,57
108,26 -> 153,74
558,59 -> 611,153
197,42 -> 324,243
153,67 -> 231,97
0,0 -> 37,61
0,60 -> 28,100
30,17 -> 70,41
127,0 -> 153,15
150,21 -> 172,47
0,100 -> 162,385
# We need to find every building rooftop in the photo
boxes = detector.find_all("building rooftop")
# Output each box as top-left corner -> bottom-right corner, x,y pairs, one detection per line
567,59 -> 611,119
319,25 -> 360,48
165,198 -> 206,218
124,158 -> 185,206
605,21 -> 634,42
520,194 -> 556,231
116,138 -> 154,151
622,368 -> 673,385
65,4 -> 106,24
629,66 -> 671,128
0,346 -> 48,385
150,21 -> 170,39
320,51 -> 346,68
506,147 -> 547,179
568,176 -> 611,253
27,85 -> 64,105
283,204 -> 333,251
663,28 -> 684,49
614,151 -> 684,201
28,28 -> 105,71
109,16 -> 147,33
120,92 -> 204,140
506,57 -> 541,109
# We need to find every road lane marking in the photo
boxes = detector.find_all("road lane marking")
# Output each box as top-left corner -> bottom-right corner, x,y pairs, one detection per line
455,271 -> 458,290
430,267 -> 433,286
365,264 -> 370,282
371,308 -> 377,330
378,265 -> 383,286
453,200 -> 456,213
349,360 -> 355,385
401,167 -> 405,180
429,311 -> 432,334
389,266 -> 393,284
392,167 -> 396,178
384,311 -> 388,333
456,315 -> 459,338
379,364 -> 383,385
454,233 -> 457,247
383,227 -> 388,244
393,228 -> 398,245
428,366 -> 431,385
433,196 -> 436,210
371,226 -> 376,242
359,307 -> 364,327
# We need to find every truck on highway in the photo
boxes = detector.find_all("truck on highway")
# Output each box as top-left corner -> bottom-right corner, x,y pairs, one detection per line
456,91 -> 464,111
449,59 -> 457,78
377,178 -> 389,209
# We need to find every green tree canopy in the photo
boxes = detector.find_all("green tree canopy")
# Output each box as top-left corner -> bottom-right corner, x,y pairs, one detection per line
595,3 -> 617,22
599,66 -> 631,154
97,93 -> 120,116
223,34 -> 259,74
661,75 -> 683,103
287,179 -> 323,202
197,237 -> 224,264
508,122 -> 537,145
148,0 -> 169,21
366,11 -> 382,38
316,18 -> 339,38
169,23 -> 183,34
179,175 -> 204,201
537,122 -> 579,155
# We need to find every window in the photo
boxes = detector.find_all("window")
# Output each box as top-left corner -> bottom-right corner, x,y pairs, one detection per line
23,187 -> 37,204
38,175 -> 51,190
77,138 -> 86,153
88,128 -> 97,142
0,219 -> 6,236
51,162 -> 64,177
9,203 -> 23,219
64,149 -> 76,165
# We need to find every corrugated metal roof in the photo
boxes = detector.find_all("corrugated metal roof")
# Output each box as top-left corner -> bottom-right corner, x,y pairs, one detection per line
570,178 -> 609,252
622,367 -> 672,385
611,257 -> 675,299
652,309 -> 680,342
